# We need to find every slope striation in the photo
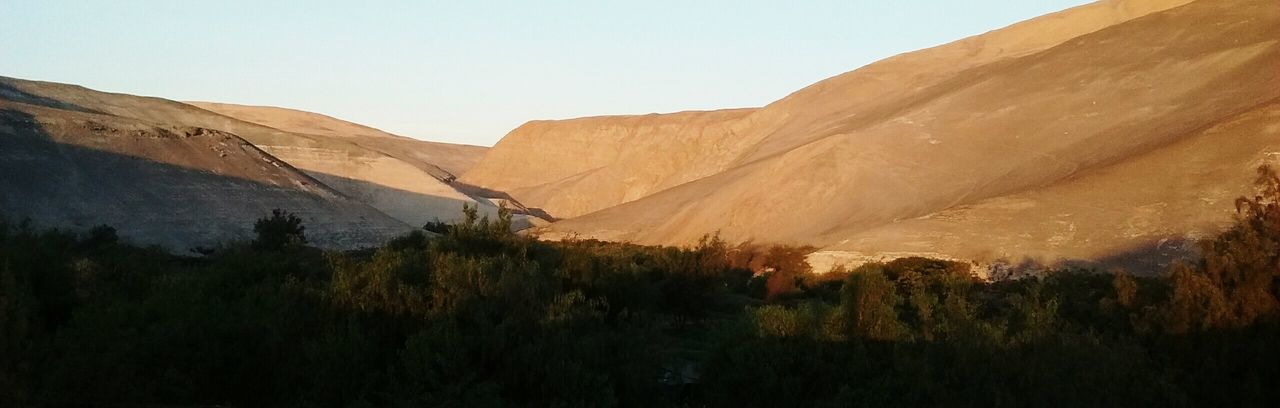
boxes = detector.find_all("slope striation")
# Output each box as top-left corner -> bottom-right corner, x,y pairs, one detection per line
0,76 -> 503,228
0,99 -> 410,250
463,0 -> 1199,221
488,0 -> 1279,271
187,102 -> 489,177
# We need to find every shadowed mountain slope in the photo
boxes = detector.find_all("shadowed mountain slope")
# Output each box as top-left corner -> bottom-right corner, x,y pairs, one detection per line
473,0 -> 1280,271
0,101 -> 411,250
0,76 -> 503,228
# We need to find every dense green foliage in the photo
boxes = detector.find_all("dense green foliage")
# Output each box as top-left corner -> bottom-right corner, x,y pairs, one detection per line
252,208 -> 308,251
2,167 -> 1278,407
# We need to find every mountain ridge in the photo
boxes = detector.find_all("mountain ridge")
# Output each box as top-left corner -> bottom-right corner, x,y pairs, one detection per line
0,75 -> 510,230
0,97 -> 413,250
187,101 -> 489,179
462,0 -> 1201,221
472,0 -> 1279,273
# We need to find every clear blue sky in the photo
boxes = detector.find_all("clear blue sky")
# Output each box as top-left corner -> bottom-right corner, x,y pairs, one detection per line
1,1 -> 1089,146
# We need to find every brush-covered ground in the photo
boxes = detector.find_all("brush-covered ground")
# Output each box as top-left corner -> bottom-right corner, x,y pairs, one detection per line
2,168 -> 1279,407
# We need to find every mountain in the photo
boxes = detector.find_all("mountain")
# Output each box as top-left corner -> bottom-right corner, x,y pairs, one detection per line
185,102 -> 549,230
0,76 -> 513,233
0,92 -> 410,250
186,102 -> 488,178
460,109 -> 757,219
463,0 -> 1280,273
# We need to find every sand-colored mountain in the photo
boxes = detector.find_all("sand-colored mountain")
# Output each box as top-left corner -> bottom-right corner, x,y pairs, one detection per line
461,109 -> 757,218
0,98 -> 410,250
808,102 -> 1280,273
467,0 -> 1280,272
463,0 -> 1199,219
186,102 -> 488,178
184,102 -> 549,229
0,76 -> 504,230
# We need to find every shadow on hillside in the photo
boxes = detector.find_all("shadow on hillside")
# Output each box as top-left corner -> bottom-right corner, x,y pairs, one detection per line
985,236 -> 1201,279
1081,236 -> 1200,274
0,108 -> 412,251
302,171 -> 501,225
0,80 -> 103,114
451,180 -> 559,221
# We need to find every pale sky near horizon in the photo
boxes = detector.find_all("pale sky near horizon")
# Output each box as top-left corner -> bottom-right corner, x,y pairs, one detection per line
1,1 -> 1090,146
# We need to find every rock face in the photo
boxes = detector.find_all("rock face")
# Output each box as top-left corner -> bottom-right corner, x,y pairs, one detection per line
468,0 -> 1280,272
0,76 -> 505,230
0,98 -> 410,250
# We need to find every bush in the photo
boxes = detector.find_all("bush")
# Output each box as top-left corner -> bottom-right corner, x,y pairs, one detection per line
252,209 -> 307,251
2,167 -> 1279,406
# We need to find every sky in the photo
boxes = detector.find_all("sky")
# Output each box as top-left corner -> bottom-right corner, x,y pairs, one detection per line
0,1 -> 1090,146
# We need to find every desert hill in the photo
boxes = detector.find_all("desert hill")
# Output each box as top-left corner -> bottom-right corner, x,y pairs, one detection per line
187,102 -> 489,178
462,0 -> 1199,220
467,0 -> 1279,272
0,76 -> 509,230
460,109 -> 757,218
0,97 -> 410,250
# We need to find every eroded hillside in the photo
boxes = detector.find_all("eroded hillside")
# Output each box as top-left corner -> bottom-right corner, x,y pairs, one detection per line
471,0 -> 1280,271
461,109 -> 756,218
0,76 -> 506,229
187,102 -> 489,178
0,99 -> 410,250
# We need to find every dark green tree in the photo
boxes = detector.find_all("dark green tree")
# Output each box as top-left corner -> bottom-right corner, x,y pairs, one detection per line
841,266 -> 906,340
252,209 -> 307,251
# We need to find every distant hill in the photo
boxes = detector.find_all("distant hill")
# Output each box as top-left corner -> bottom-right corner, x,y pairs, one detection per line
186,102 -> 488,178
0,76 -> 524,236
0,74 -> 553,250
464,0 -> 1280,273
0,95 -> 409,250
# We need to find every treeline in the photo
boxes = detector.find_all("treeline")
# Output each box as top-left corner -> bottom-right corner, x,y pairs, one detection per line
0,167 -> 1277,407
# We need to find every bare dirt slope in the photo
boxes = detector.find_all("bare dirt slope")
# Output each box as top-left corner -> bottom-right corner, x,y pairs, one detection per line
462,0 -> 1199,220
187,102 -> 489,177
474,0 -> 1280,271
809,102 -> 1280,274
461,109 -> 757,218
0,76 -> 503,228
0,99 -> 411,250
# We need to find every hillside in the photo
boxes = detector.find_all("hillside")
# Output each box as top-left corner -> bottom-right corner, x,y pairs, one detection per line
6,1 -> 1280,406
460,109 -> 756,218
468,0 -> 1279,271
462,0 -> 1199,220
0,76 -> 508,230
0,98 -> 410,250
187,102 -> 489,178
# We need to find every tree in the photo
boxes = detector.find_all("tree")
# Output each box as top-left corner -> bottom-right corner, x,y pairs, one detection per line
0,253 -> 37,400
1161,164 -> 1280,332
422,219 -> 452,235
82,225 -> 118,248
841,266 -> 906,340
1206,164 -> 1280,323
762,245 -> 811,301
252,209 -> 307,251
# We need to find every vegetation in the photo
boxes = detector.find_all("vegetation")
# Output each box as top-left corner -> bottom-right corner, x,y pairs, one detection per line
1,167 -> 1278,406
252,208 -> 308,251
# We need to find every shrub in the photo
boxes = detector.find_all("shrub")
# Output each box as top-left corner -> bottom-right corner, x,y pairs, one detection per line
252,209 -> 307,251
